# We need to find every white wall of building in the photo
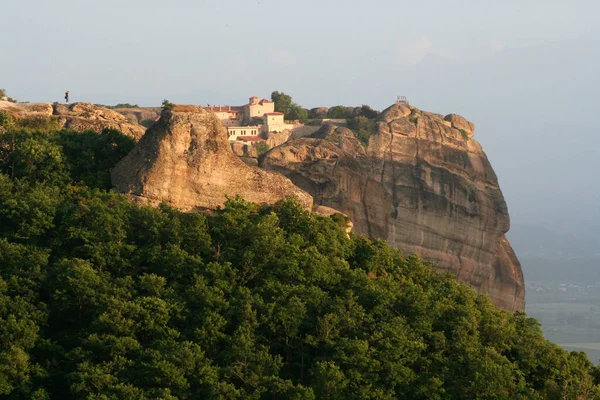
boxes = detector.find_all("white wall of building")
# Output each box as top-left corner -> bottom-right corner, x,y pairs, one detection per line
227,125 -> 262,141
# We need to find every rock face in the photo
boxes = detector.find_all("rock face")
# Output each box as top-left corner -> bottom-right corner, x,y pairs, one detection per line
263,130 -> 292,148
111,106 -> 313,211
230,141 -> 259,158
444,113 -> 475,137
261,105 -> 525,311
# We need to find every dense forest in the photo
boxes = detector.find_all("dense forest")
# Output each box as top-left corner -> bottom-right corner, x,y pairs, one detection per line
1,111 -> 600,399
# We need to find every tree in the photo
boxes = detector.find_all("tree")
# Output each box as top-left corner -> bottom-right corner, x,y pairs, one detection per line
356,105 -> 379,119
0,111 -> 14,134
286,104 -> 309,123
271,91 -> 293,115
0,89 -> 17,103
0,133 -> 69,184
255,142 -> 270,156
57,128 -> 135,189
328,106 -> 350,119
0,129 -> 598,398
271,91 -> 308,123
346,116 -> 376,146
162,99 -> 175,111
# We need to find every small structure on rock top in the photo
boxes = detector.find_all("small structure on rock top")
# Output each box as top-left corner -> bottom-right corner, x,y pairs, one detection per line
396,96 -> 409,106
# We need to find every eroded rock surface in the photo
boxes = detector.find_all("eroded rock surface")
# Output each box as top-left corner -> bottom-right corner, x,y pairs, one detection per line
111,106 -> 313,211
54,103 -> 146,139
0,101 -> 54,118
0,101 -> 147,139
261,105 -> 524,311
112,107 -> 161,127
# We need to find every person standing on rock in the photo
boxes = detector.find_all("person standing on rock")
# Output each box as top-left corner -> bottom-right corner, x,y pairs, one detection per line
65,90 -> 70,104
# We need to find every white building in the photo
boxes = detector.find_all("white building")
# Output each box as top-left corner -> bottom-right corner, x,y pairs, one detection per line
262,112 -> 294,133
226,126 -> 262,141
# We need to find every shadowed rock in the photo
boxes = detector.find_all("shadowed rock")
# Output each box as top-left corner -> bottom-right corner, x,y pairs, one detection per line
111,106 -> 313,211
261,105 -> 524,311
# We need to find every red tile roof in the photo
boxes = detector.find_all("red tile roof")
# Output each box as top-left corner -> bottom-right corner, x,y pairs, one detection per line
265,112 -> 284,116
237,136 -> 265,142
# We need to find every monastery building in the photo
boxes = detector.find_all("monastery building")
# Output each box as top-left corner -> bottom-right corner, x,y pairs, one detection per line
204,96 -> 296,141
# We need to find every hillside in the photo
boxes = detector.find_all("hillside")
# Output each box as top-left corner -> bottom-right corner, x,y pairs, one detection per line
0,109 -> 599,398
102,101 -> 523,311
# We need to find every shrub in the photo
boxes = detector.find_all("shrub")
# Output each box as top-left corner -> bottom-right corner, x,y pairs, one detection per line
347,115 -> 377,146
459,129 -> 470,141
255,141 -> 270,156
355,105 -> 379,119
112,103 -> 140,109
287,104 -> 308,123
328,105 -> 350,119
161,99 -> 175,111
15,116 -> 61,134
0,88 -> 17,102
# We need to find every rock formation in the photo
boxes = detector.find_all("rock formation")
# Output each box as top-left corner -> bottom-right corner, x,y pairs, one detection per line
0,101 -> 146,139
53,103 -> 146,139
112,107 -> 161,127
260,104 -> 525,311
0,101 -> 54,118
111,106 -> 313,211
309,107 -> 329,118
230,141 -> 259,159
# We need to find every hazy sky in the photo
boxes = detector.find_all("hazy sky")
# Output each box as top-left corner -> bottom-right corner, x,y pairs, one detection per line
3,0 -> 600,259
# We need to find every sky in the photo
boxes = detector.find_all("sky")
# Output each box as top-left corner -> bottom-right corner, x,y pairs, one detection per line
3,0 -> 600,261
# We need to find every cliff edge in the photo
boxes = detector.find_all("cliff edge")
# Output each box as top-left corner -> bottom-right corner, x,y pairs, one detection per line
260,104 -> 525,311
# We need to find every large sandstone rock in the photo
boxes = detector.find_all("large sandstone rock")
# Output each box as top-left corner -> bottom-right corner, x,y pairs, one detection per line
309,107 -> 329,118
261,105 -> 524,311
444,113 -> 475,137
54,103 -> 146,139
230,141 -> 258,158
0,101 -> 54,118
111,106 -> 313,211
263,130 -> 291,148
113,107 -> 161,126
0,101 -> 147,139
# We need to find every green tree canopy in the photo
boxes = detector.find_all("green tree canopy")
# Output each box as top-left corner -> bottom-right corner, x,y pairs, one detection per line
271,91 -> 293,115
287,104 -> 309,123
0,121 -> 599,399
347,116 -> 377,146
355,105 -> 379,119
328,105 -> 351,119
271,91 -> 308,123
